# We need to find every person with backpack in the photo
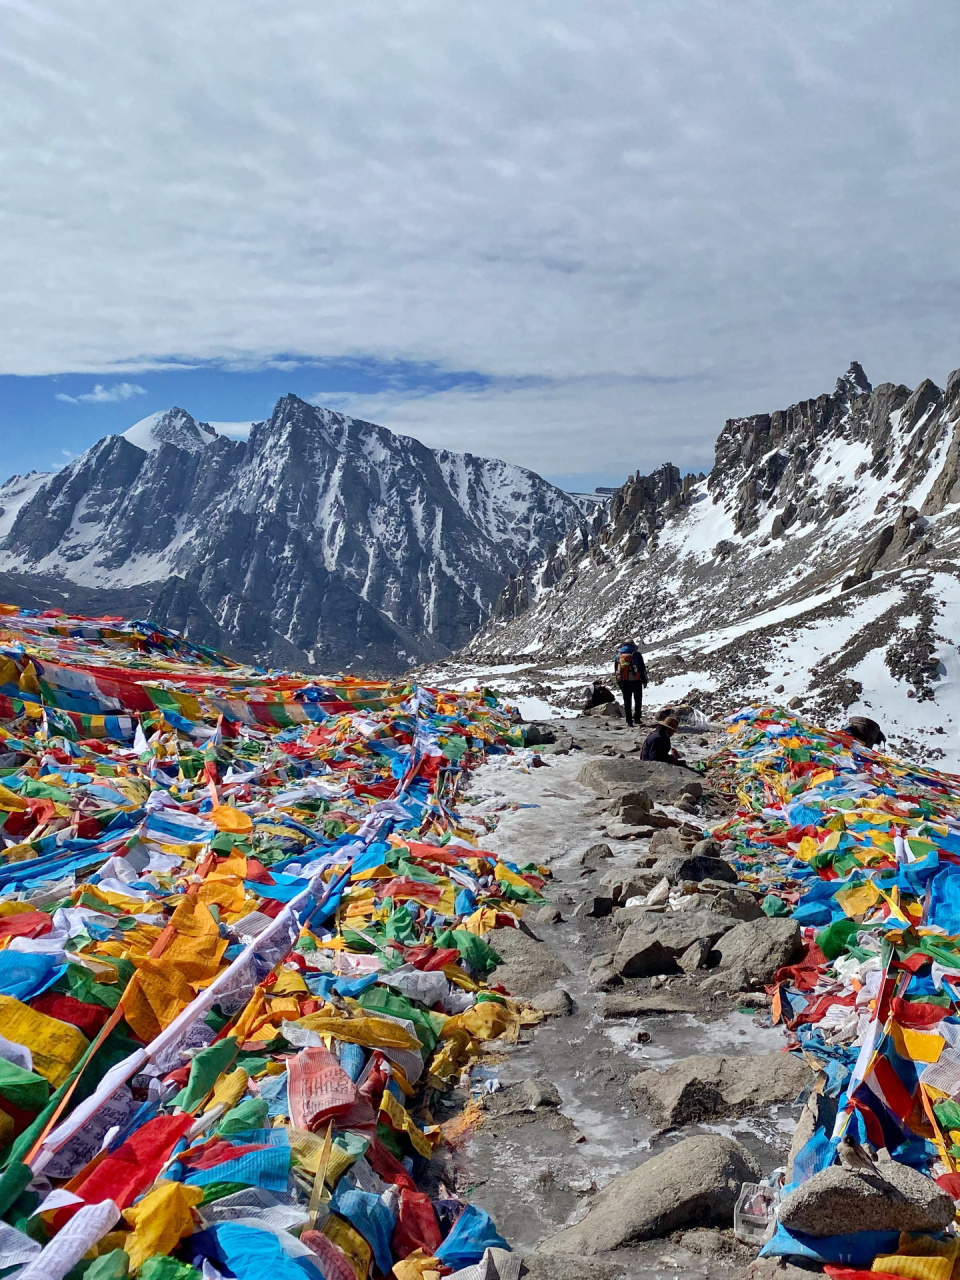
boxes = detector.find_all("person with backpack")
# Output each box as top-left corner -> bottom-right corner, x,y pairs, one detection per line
613,640 -> 648,727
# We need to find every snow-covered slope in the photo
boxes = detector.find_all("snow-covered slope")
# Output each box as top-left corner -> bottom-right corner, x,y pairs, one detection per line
122,408 -> 219,452
429,363 -> 960,764
0,396 -> 586,672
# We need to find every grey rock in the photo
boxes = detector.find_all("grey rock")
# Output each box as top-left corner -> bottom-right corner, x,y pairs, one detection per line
629,1053 -> 811,1126
576,842 -> 614,867
690,837 -> 721,857
0,399 -> 587,672
488,926 -> 571,997
583,700 -> 624,719
486,1076 -> 562,1118
577,758 -> 686,800
598,991 -> 698,1017
710,916 -> 802,984
530,988 -> 574,1017
648,827 -> 685,856
525,1255 -> 627,1280
614,909 -> 738,977
705,887 -> 764,921
619,805 -> 653,826
587,958 -> 623,991
678,937 -> 712,972
573,895 -> 616,918
535,905 -> 562,925
599,868 -> 663,904
651,853 -> 737,885
544,1134 -> 761,1253
778,1162 -> 955,1237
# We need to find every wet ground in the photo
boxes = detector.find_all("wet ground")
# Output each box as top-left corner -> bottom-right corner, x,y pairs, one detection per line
447,715 -> 800,1277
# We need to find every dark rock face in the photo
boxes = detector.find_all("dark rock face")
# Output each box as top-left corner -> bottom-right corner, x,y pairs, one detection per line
0,399 -> 585,672
460,361 -> 960,760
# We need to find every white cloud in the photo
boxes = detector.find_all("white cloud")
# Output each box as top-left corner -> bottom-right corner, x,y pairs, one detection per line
55,382 -> 147,404
4,1 -> 960,473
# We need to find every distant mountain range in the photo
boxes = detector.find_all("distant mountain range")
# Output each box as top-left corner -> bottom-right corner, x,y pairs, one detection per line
435,363 -> 960,764
0,396 -> 593,672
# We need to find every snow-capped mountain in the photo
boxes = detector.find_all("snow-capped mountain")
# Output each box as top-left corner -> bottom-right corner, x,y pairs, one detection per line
432,363 -> 960,764
0,398 -> 589,671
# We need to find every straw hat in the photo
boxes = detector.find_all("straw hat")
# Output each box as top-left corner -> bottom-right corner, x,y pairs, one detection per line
657,715 -> 680,732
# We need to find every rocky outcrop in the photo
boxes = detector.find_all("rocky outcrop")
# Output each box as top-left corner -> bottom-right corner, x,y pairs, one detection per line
614,909 -> 738,977
628,1053 -> 812,1126
454,362 -> 960,761
778,1162 -> 955,1236
710,917 -> 803,984
487,926 -> 572,996
542,1134 -> 760,1254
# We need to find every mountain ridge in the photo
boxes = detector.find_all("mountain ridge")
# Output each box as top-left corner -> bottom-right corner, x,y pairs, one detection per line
426,362 -> 960,764
0,395 -> 591,672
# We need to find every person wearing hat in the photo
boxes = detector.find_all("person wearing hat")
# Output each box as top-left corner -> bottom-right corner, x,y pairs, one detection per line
641,715 -> 682,763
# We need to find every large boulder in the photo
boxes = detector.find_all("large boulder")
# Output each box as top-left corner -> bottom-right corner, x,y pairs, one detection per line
577,758 -> 685,802
778,1162 -> 955,1236
651,853 -> 737,885
487,926 -> 571,997
614,909 -> 738,977
710,917 -> 802,984
703,887 -> 765,921
599,868 -> 663,904
544,1134 -> 760,1254
629,1053 -> 811,1126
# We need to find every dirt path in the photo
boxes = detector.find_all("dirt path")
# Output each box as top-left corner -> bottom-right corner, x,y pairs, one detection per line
447,715 -> 802,1278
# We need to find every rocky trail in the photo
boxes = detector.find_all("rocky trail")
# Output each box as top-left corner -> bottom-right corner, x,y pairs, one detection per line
439,712 -> 809,1279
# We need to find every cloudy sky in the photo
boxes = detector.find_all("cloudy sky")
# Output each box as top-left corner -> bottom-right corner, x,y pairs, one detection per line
2,0 -> 959,489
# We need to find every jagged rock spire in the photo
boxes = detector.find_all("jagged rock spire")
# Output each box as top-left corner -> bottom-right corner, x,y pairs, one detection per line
836,361 -> 872,398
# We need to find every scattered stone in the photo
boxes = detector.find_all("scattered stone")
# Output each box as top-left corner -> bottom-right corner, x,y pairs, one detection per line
583,701 -> 624,719
635,1029 -> 651,1044
629,1053 -> 811,1126
614,909 -> 738,977
648,827 -> 685,856
488,926 -> 572,997
542,1134 -> 761,1254
530,988 -> 574,1018
777,1162 -> 955,1236
704,886 -> 765,921
690,836 -> 721,857
605,820 -> 655,840
651,853 -> 737,885
598,992 -> 699,1017
576,842 -> 614,867
525,1254 -> 627,1280
678,937 -> 712,972
535,905 -> 563,925
599,869 -> 663,904
736,991 -> 771,1009
676,780 -> 704,801
573,895 -> 616,919
700,965 -> 751,993
710,916 -> 802,984
483,1076 -> 563,1119
587,953 -> 623,990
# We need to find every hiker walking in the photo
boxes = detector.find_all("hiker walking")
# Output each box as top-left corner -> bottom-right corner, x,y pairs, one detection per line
614,640 -> 648,727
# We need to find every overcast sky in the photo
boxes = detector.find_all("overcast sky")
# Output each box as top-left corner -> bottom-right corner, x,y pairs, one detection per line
2,1 -> 959,487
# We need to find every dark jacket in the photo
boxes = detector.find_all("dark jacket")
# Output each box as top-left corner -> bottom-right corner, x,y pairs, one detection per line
585,684 -> 615,708
614,644 -> 648,685
641,725 -> 672,762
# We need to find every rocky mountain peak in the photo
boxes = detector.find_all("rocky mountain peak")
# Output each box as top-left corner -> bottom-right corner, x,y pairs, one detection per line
122,407 -> 218,453
0,397 -> 587,673
835,360 -> 872,398
454,362 -> 960,763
